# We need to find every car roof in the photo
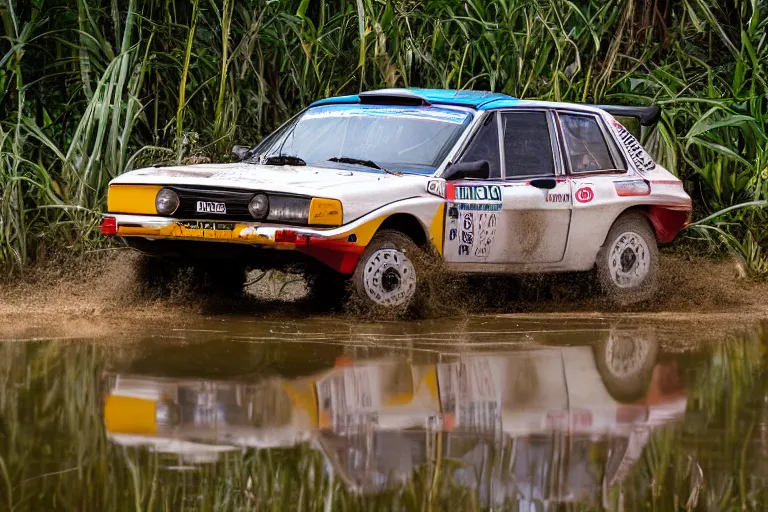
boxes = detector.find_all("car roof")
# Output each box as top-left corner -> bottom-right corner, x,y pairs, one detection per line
309,88 -> 519,110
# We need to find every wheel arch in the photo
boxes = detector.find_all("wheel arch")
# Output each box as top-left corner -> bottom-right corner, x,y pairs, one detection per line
375,213 -> 430,248
608,205 -> 679,245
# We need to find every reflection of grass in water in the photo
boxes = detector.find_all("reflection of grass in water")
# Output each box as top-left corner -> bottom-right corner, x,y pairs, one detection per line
0,342 -> 498,510
618,324 -> 768,511
2,326 -> 768,510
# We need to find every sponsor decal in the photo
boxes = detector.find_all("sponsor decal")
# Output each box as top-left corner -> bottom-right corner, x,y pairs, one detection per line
459,203 -> 502,211
458,213 -> 474,256
448,228 -> 457,241
196,201 -> 227,214
611,119 -> 657,174
455,184 -> 502,201
180,221 -> 235,231
545,192 -> 570,203
463,213 -> 473,231
474,213 -> 497,258
449,184 -> 503,211
614,179 -> 651,197
455,212 -> 498,259
575,187 -> 594,203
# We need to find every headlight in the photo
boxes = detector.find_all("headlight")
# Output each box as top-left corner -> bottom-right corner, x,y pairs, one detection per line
248,194 -> 270,220
155,188 -> 179,215
247,194 -> 336,225
267,196 -> 310,223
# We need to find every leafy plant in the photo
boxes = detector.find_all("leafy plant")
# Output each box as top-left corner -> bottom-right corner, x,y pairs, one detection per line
0,0 -> 766,271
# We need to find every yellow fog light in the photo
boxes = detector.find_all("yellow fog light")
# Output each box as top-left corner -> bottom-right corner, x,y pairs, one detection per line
107,185 -> 162,215
309,198 -> 343,226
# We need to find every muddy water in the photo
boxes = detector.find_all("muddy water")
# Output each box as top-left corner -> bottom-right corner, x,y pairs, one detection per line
2,317 -> 768,510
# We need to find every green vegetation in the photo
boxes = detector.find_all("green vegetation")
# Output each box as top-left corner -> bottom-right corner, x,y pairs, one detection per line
0,0 -> 766,272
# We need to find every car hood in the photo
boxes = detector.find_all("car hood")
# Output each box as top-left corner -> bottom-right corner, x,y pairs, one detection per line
110,163 -> 434,223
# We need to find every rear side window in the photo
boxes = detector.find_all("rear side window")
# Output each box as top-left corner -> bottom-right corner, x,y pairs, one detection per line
559,114 -> 619,173
501,112 -> 555,178
459,113 -> 501,179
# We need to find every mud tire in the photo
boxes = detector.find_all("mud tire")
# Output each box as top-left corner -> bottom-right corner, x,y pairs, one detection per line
596,212 -> 659,305
593,330 -> 659,403
350,230 -> 432,315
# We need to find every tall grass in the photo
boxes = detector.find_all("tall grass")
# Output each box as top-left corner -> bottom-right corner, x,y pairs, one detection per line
0,0 -> 766,271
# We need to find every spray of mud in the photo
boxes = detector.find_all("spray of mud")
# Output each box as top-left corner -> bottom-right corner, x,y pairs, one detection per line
0,247 -> 766,329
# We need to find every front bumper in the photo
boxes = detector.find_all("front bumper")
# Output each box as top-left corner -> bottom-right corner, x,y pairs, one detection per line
105,214 -> 370,273
108,213 -> 353,243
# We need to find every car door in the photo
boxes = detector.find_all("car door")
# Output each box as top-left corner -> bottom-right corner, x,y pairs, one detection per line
443,109 -> 571,265
555,110 -> 629,254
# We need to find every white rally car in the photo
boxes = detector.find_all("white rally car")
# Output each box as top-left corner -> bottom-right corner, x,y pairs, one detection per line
102,88 -> 692,308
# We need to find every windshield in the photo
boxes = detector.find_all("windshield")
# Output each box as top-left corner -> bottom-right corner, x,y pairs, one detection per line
258,104 -> 472,174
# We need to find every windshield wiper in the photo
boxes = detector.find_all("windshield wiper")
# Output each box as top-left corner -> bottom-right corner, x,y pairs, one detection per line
328,157 -> 401,176
263,154 -> 306,166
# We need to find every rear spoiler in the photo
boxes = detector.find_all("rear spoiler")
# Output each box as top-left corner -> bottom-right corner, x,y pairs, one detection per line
589,104 -> 661,126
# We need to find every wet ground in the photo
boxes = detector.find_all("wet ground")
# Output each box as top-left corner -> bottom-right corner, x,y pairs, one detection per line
2,315 -> 768,511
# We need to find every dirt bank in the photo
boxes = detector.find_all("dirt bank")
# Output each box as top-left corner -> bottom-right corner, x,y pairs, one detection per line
0,249 -> 766,338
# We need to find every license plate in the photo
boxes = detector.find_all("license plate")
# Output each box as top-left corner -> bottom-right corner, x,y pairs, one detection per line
196,201 -> 226,214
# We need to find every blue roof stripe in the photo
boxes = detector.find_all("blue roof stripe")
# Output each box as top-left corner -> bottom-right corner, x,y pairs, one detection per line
310,94 -> 359,107
309,88 -> 517,109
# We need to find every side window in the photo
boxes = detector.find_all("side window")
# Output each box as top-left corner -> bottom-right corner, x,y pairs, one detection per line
501,112 -> 555,178
459,113 -> 502,179
559,113 -> 620,173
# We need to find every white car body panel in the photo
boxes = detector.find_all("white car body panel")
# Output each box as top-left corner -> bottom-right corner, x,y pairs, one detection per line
112,163 -> 433,224
105,92 -> 692,277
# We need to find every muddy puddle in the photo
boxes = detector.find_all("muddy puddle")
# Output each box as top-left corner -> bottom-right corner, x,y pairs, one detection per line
2,316 -> 768,510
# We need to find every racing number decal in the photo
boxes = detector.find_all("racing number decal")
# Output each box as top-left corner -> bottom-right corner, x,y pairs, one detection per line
448,184 -> 502,260
575,187 -> 594,203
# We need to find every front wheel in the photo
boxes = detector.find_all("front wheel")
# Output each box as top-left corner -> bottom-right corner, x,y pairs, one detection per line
596,212 -> 659,305
351,230 -> 428,312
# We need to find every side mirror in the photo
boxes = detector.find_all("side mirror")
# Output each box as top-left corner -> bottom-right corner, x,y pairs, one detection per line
443,160 -> 490,181
231,145 -> 251,161
530,178 -> 557,190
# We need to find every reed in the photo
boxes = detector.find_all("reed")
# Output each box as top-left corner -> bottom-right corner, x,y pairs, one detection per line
0,0 -> 765,271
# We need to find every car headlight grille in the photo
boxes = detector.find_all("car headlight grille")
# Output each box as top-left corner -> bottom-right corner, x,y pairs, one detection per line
152,186 -> 339,226
266,196 -> 310,223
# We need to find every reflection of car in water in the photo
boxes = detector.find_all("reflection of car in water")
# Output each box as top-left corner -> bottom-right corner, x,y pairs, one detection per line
102,331 -> 686,503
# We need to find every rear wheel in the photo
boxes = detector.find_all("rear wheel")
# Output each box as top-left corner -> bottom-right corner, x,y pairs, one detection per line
351,230 -> 428,311
596,212 -> 659,305
593,330 -> 659,403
